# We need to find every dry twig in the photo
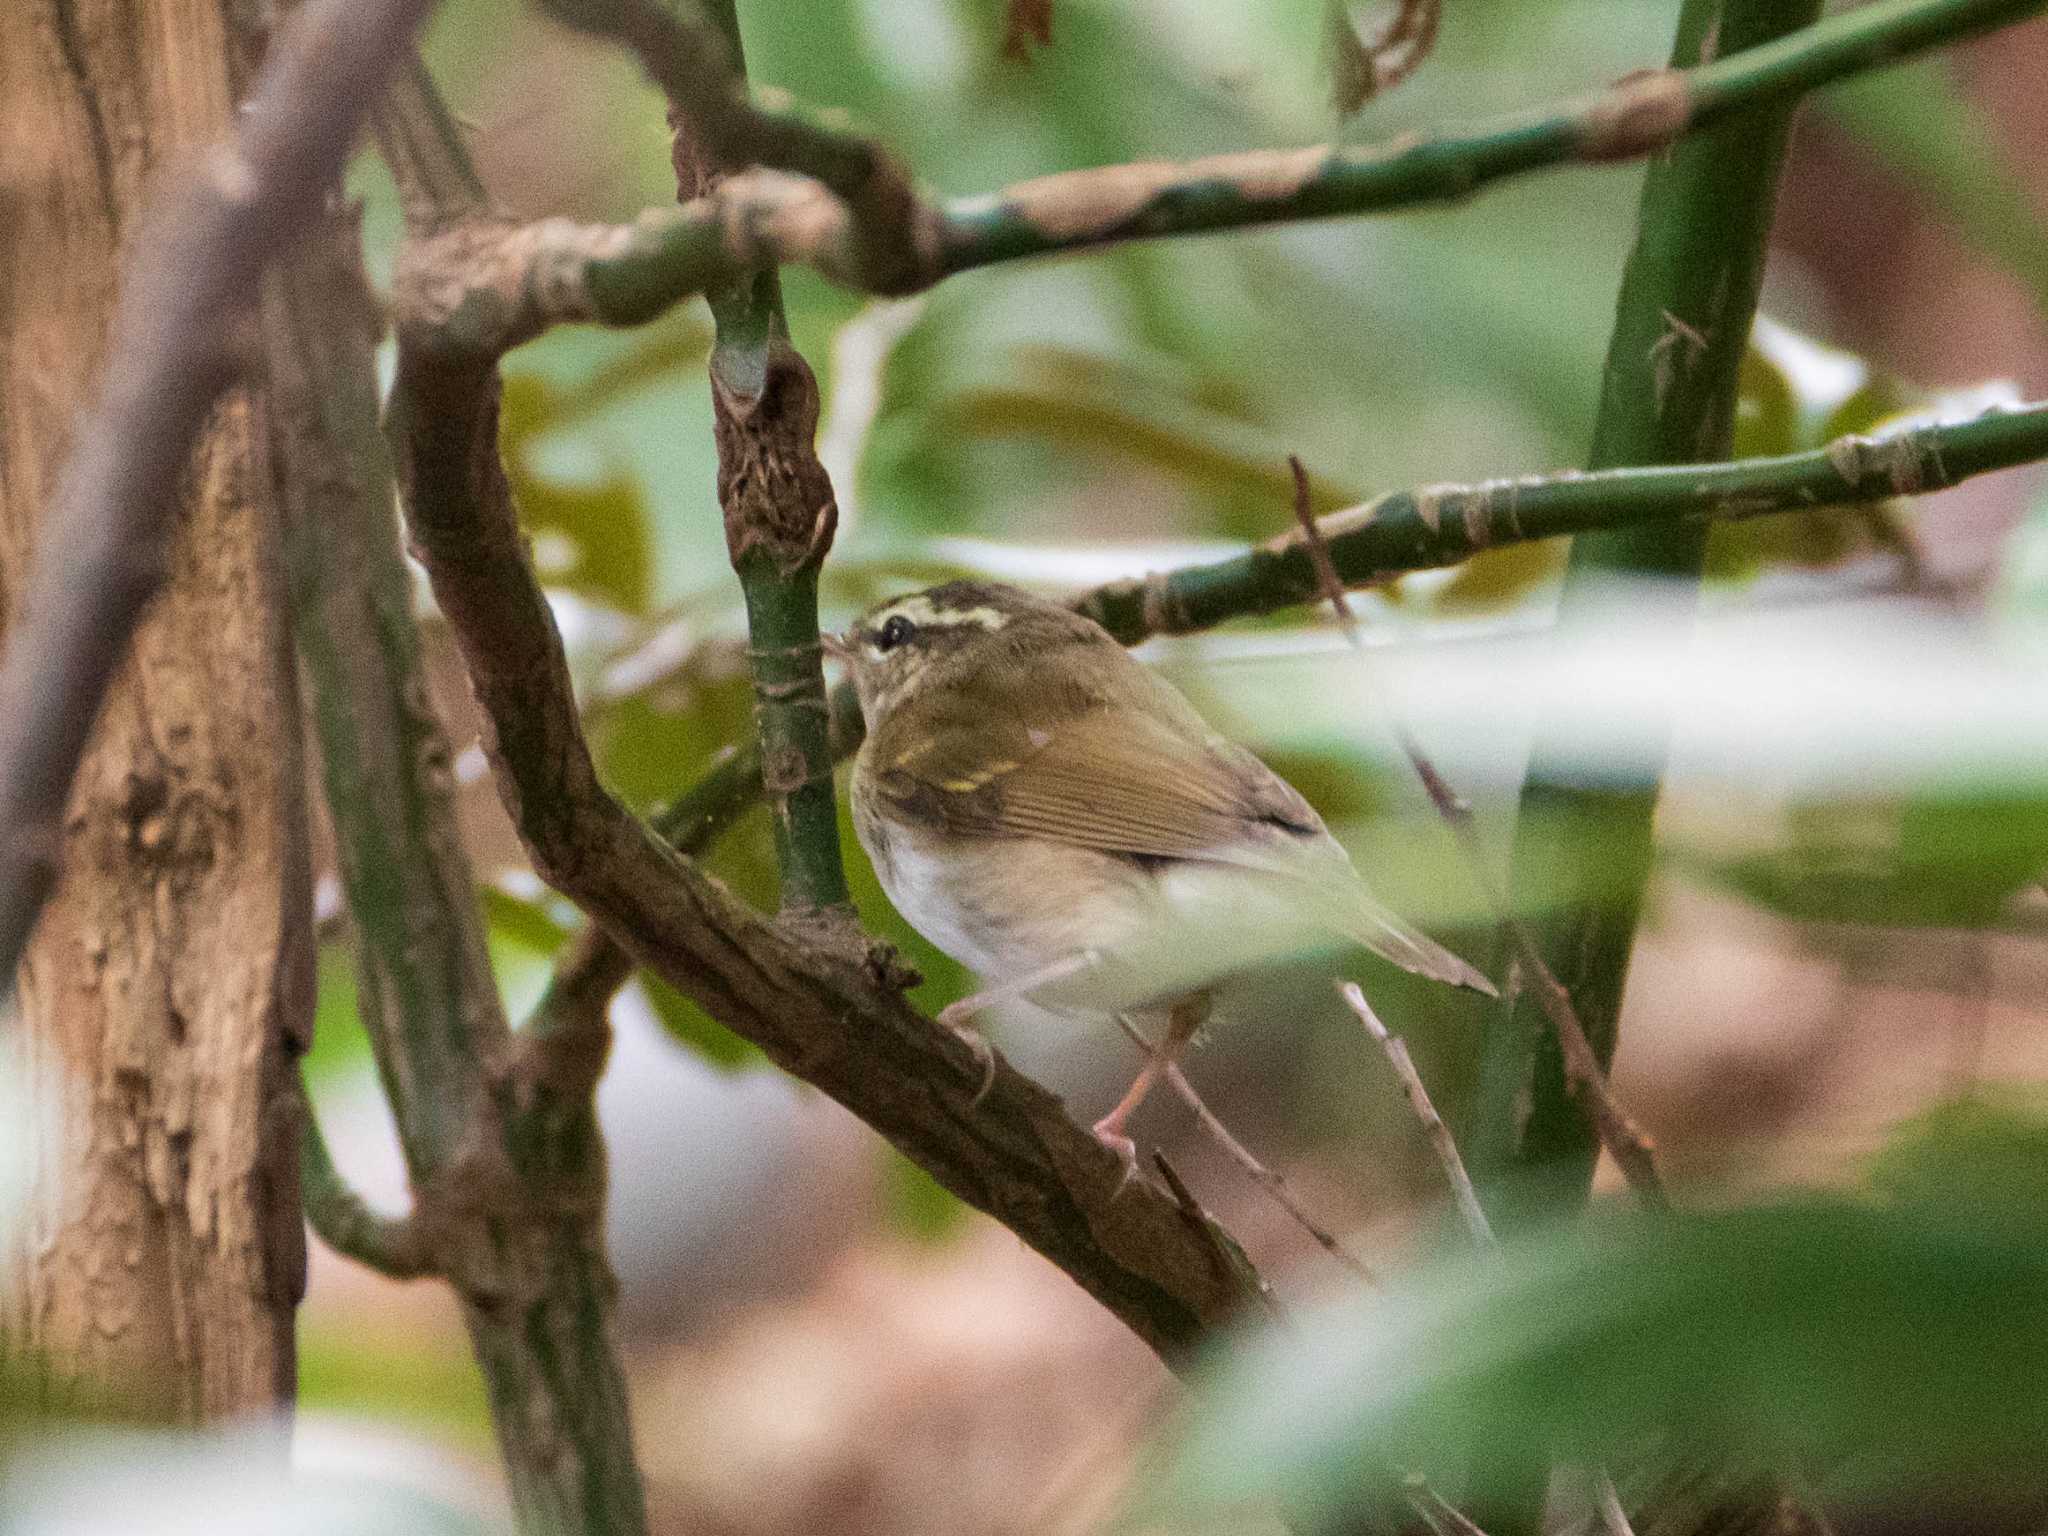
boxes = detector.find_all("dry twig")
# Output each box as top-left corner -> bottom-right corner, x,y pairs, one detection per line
1003,0 -> 1055,59
1147,1050 -> 1382,1284
1287,457 -> 1669,1208
1597,1470 -> 1641,1536
1339,983 -> 1493,1249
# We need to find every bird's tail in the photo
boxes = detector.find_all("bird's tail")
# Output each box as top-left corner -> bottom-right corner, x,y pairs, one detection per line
1350,904 -> 1498,997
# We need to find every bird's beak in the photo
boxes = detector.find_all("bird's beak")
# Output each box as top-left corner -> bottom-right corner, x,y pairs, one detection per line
819,629 -> 853,664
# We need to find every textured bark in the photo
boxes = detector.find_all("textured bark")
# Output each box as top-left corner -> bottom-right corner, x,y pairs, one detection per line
0,0 -> 311,1420
270,209 -> 648,1536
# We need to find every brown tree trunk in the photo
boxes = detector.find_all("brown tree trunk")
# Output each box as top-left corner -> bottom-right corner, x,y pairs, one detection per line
0,0 -> 311,1421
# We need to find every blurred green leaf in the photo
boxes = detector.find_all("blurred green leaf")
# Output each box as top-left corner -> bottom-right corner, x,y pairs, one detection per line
1992,474 -> 2048,642
1692,785 -> 2048,929
1163,1154 -> 2048,1528
1870,1097 -> 2048,1233
298,1319 -> 495,1440
499,372 -> 656,617
641,972 -> 761,1073
1730,337 -> 1801,459
305,942 -> 373,1082
881,1146 -> 969,1241
591,672 -> 753,815
477,885 -> 572,956
1431,539 -> 1564,611
935,343 -> 1358,518
554,317 -> 713,425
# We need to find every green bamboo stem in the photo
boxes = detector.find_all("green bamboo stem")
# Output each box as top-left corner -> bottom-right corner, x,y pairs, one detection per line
1471,0 -> 1823,1224
398,0 -> 2048,353
675,0 -> 852,915
1464,0 -> 1821,1520
268,208 -> 648,1536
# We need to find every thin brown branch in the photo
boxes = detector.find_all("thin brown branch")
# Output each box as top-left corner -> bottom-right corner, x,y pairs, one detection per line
1597,1470 -> 1640,1536
0,0 -> 434,986
1003,0 -> 1055,59
1287,459 -> 1670,1210
1159,1059 -> 1383,1286
386,306 -> 1258,1371
1328,0 -> 1441,115
538,0 -> 934,294
1338,983 -> 1494,1249
1342,979 -> 1642,1536
300,1094 -> 434,1281
1406,1474 -> 1498,1536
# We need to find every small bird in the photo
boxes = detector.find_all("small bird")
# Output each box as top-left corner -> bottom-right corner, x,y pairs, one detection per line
831,580 -> 1494,1165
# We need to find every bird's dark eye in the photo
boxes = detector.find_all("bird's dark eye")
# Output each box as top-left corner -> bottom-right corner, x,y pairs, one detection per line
876,614 -> 916,652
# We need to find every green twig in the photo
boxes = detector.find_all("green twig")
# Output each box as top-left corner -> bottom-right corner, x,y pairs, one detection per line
390,0 -> 2045,359
935,0 -> 2035,271
650,0 -> 853,916
1073,403 -> 2048,641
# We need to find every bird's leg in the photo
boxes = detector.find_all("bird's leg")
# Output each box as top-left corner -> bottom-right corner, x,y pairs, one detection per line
936,949 -> 1101,1106
1093,991 -> 1213,1182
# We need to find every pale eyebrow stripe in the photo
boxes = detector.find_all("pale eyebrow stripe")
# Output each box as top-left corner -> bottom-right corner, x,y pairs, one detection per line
867,594 -> 1007,632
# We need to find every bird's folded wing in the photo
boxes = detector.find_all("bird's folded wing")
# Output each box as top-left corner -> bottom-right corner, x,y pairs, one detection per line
867,700 -> 1323,870
870,695 -> 1499,997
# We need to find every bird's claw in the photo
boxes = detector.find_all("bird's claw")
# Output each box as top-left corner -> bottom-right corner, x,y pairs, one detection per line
940,1014 -> 997,1107
1090,1121 -> 1141,1197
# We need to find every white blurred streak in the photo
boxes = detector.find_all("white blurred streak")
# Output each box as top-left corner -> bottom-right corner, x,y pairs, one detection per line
0,1030 -> 73,1291
927,536 -> 1252,588
1169,584 -> 2048,797
2,1424 -> 499,1535
0,1051 -> 28,1261
593,612 -> 705,702
1751,315 -> 1871,414
818,296 -> 928,542
1752,314 -> 2022,427
857,0 -> 968,93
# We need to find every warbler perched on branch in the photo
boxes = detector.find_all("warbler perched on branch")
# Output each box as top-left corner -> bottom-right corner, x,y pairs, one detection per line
829,580 -> 1493,1165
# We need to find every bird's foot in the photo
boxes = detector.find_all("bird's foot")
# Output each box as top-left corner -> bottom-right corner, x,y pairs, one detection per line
936,1003 -> 998,1107
1090,1117 -> 1141,1197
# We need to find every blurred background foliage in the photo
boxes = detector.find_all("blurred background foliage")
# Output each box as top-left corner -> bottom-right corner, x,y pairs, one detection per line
17,0 -> 2033,1530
